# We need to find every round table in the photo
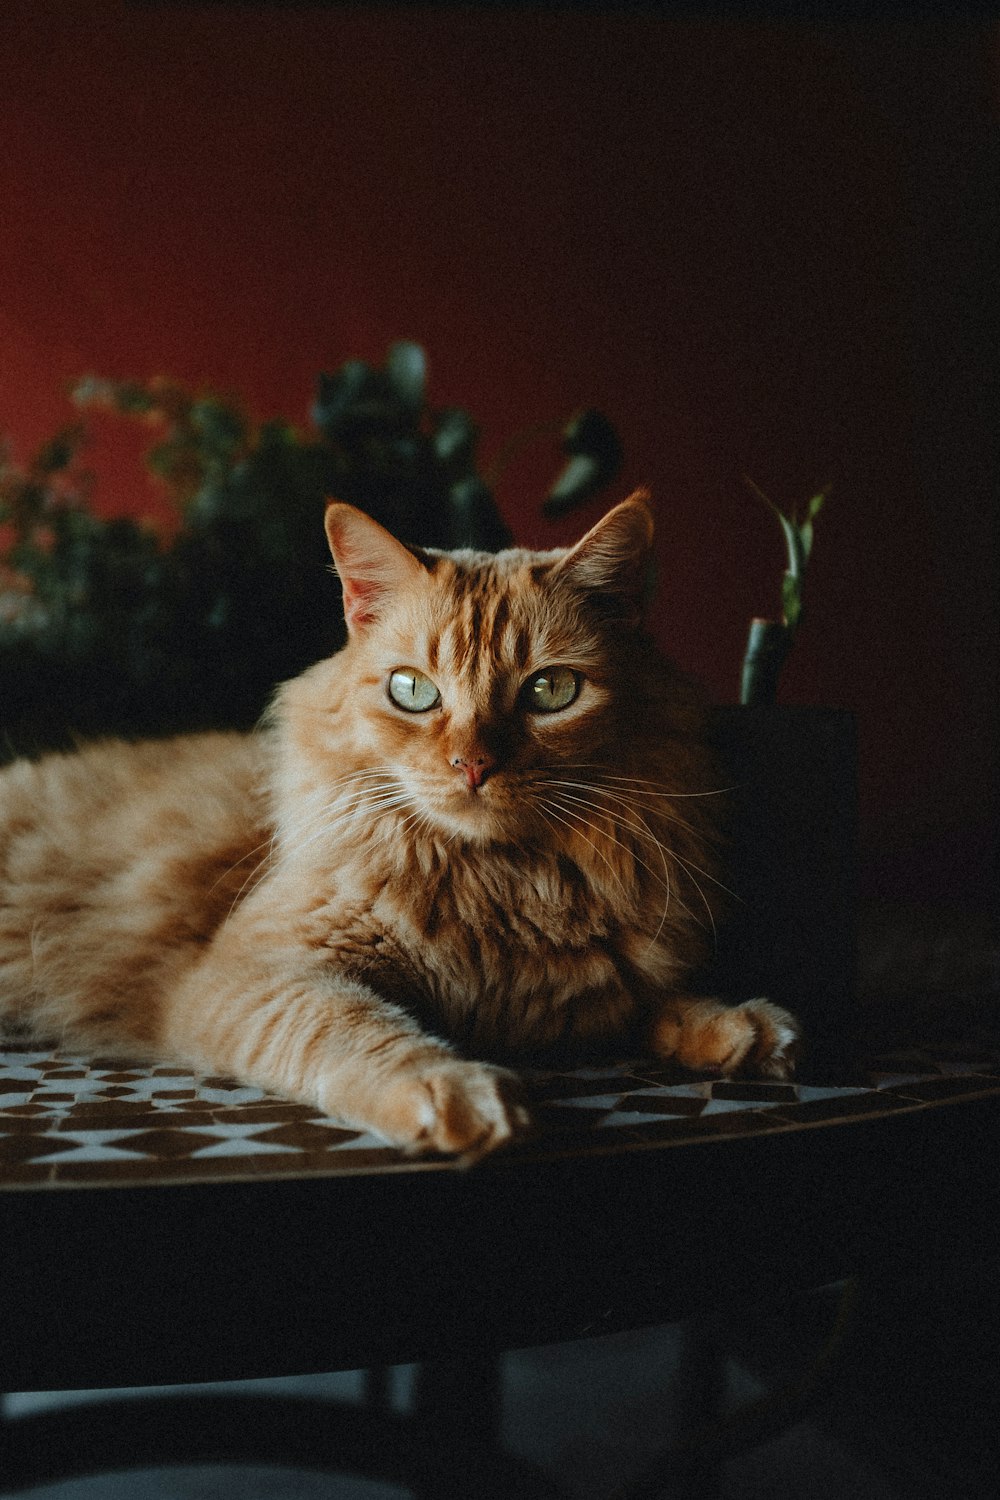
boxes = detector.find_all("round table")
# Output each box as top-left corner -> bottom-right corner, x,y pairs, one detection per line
2,1037 -> 999,1496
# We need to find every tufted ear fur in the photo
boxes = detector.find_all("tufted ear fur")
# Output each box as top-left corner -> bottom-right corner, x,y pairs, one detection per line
324,501 -> 428,632
554,490 -> 655,616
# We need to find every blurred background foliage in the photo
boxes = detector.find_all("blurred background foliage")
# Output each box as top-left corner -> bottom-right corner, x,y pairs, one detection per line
0,343 -> 621,755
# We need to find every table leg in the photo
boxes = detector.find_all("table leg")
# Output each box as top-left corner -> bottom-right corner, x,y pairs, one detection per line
669,1316 -> 726,1500
413,1352 -> 502,1440
0,1392 -> 9,1491
362,1364 -> 393,1414
411,1354 -> 506,1499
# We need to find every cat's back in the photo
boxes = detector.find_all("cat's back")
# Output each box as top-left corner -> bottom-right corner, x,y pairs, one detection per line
0,732 -> 274,1046
0,731 -> 271,875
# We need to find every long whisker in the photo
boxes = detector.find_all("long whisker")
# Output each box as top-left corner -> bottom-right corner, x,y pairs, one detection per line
558,764 -> 735,798
545,782 -> 716,947
545,773 -> 726,861
606,796 -> 721,943
542,790 -> 686,963
273,778 -> 414,863
584,787 -> 722,930
368,802 -> 424,850
546,791 -> 669,894
269,797 -> 389,864
215,765 -> 415,920
219,840 -> 278,915
208,833 -> 274,896
537,796 -> 637,910
548,778 -> 739,907
267,768 -> 400,846
545,789 -> 694,955
544,777 -> 707,844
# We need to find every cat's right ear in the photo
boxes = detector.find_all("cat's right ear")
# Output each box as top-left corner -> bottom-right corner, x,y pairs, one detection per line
324,502 -> 428,633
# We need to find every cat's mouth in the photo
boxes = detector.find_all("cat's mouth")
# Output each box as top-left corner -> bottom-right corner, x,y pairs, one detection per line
381,765 -> 537,845
444,775 -> 500,811
419,773 -> 522,841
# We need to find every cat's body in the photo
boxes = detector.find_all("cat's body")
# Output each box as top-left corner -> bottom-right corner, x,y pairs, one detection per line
0,495 -> 797,1158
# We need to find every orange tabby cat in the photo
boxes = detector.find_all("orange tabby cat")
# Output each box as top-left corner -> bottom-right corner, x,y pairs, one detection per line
0,493 -> 797,1158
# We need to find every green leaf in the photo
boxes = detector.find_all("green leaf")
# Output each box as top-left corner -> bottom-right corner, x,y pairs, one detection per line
781,570 -> 802,631
744,476 -> 810,577
73,377 -> 154,415
782,510 -> 807,579
33,427 -> 84,476
432,407 -> 477,470
800,489 -> 827,561
544,453 -> 603,513
191,400 -> 246,455
385,342 -> 426,411
740,618 -> 793,706
543,409 -> 622,515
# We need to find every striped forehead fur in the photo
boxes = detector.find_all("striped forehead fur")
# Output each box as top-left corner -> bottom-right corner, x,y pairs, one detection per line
411,546 -> 607,689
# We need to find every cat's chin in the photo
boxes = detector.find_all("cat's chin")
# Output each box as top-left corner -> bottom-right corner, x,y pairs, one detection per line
424,784 -> 521,846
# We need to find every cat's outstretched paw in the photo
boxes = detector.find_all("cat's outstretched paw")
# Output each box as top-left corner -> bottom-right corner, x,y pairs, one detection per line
376,1059 -> 531,1164
648,996 -> 800,1081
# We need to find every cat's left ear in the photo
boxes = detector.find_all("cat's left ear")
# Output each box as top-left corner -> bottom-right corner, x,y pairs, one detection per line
325,502 -> 428,632
555,490 -> 655,619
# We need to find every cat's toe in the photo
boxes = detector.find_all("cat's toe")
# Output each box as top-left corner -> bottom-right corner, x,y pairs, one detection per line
649,995 -> 800,1079
729,998 -> 801,1080
407,1061 -> 531,1163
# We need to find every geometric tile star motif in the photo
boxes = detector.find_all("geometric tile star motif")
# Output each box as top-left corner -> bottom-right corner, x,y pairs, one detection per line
0,1134 -> 80,1162
174,1122 -> 313,1159
4,1036 -> 1000,1187
251,1121 -> 363,1150
37,1134 -> 153,1164
108,1128 -> 225,1158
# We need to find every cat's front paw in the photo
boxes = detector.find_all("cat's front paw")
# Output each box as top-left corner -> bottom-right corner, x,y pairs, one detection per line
376,1059 -> 531,1164
649,996 -> 800,1081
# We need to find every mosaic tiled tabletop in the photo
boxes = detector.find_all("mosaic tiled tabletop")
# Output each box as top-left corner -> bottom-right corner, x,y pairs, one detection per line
3,1038 -> 1000,1189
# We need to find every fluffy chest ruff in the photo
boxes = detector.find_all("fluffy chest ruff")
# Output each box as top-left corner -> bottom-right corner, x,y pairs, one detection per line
267,823 -> 654,1058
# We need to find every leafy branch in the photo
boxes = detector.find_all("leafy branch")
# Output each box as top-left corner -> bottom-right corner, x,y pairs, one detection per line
1,343 -> 623,753
740,479 -> 829,706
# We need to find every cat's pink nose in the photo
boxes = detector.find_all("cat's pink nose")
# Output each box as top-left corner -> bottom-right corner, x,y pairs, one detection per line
452,754 -> 494,789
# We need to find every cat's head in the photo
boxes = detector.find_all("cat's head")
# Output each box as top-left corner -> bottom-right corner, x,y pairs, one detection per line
290,491 -> 674,845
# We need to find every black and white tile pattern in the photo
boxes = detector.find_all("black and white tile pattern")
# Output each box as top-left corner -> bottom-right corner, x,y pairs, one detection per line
3,1040 -> 999,1188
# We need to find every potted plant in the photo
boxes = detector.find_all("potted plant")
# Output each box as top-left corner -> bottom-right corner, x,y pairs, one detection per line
706,481 -> 858,1070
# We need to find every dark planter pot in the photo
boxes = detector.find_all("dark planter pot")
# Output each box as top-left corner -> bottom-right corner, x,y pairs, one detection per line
702,705 -> 859,1072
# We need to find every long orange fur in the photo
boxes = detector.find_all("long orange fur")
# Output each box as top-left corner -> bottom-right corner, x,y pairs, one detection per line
0,494 -> 797,1158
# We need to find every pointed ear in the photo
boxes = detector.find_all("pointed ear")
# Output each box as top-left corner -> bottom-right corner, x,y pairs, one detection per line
324,501 -> 428,632
554,490 -> 655,616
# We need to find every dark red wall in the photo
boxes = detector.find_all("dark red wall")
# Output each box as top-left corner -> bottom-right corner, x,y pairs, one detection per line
1,3 -> 996,909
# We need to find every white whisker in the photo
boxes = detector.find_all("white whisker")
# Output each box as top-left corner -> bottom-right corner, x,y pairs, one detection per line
548,780 -> 710,876
543,777 -> 716,950
558,764 -> 734,798
545,790 -> 682,956
548,777 -> 736,907
537,796 -> 635,909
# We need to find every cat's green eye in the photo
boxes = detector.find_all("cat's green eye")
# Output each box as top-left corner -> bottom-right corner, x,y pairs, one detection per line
523,666 -> 580,713
387,668 -> 441,712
